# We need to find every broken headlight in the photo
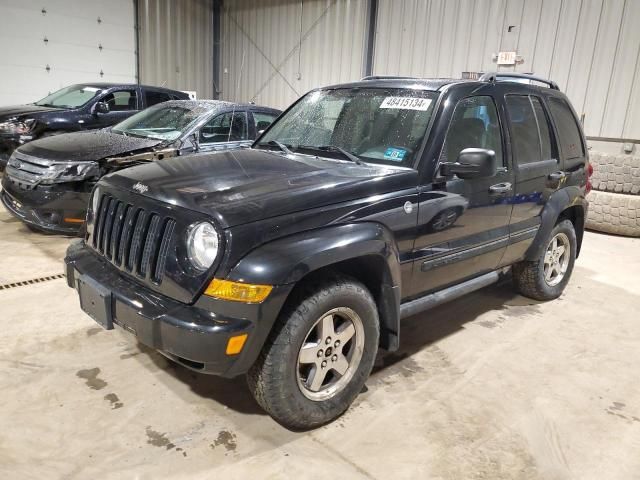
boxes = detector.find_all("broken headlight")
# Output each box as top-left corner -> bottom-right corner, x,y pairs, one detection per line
0,119 -> 35,134
38,162 -> 100,183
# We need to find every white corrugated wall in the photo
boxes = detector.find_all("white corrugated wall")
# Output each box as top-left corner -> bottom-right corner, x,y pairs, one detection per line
220,0 -> 367,109
137,0 -> 214,98
372,0 -> 640,141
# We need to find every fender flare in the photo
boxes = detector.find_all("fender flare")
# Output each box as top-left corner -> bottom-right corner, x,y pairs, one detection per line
227,223 -> 403,350
525,186 -> 587,261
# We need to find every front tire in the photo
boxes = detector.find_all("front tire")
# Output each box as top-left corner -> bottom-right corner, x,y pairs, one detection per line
247,274 -> 379,430
512,219 -> 577,300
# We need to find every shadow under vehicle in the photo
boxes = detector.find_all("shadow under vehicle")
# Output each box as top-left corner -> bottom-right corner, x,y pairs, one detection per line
0,83 -> 190,167
64,73 -> 591,429
1,100 -> 280,234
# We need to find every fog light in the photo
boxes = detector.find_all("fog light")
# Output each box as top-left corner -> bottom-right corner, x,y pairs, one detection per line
226,333 -> 248,355
205,278 -> 272,303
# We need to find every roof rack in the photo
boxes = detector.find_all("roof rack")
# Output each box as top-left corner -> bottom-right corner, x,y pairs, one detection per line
360,75 -> 420,81
478,72 -> 559,90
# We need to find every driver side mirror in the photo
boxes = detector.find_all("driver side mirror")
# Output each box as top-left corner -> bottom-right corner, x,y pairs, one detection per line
192,132 -> 200,152
94,102 -> 109,115
439,148 -> 497,179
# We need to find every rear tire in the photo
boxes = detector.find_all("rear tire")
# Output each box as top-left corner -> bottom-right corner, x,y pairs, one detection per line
512,219 -> 577,300
247,274 -> 379,430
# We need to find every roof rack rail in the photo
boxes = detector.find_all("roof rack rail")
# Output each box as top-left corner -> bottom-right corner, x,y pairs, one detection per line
360,75 -> 420,81
478,72 -> 559,90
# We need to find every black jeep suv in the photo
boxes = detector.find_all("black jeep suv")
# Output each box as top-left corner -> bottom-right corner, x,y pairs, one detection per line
64,73 -> 591,429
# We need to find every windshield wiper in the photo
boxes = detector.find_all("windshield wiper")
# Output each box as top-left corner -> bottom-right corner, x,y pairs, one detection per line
299,145 -> 363,165
259,140 -> 293,155
37,103 -> 63,108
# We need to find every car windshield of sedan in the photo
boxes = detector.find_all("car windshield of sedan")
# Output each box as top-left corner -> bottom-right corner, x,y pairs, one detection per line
35,85 -> 103,108
112,104 -> 207,141
257,87 -> 438,167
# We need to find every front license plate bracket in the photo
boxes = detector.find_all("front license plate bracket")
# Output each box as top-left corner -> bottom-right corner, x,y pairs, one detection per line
77,275 -> 114,330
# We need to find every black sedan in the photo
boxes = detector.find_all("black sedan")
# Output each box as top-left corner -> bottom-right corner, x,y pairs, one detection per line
1,100 -> 280,234
0,83 -> 189,167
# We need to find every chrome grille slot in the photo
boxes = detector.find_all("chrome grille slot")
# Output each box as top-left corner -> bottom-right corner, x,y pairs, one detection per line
139,214 -> 160,277
127,210 -> 148,272
90,193 -> 176,285
154,220 -> 176,283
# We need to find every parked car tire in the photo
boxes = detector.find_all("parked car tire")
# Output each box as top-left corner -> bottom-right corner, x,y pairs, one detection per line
512,219 -> 577,301
247,274 -> 379,430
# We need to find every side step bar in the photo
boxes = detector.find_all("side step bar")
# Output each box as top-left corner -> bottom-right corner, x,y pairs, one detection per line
399,271 -> 501,319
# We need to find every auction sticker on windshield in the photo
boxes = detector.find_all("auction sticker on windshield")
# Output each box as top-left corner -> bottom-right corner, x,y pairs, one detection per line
384,147 -> 407,161
380,97 -> 432,110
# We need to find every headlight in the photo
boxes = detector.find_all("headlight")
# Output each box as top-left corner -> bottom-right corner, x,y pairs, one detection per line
39,162 -> 99,184
186,222 -> 219,271
0,119 -> 34,134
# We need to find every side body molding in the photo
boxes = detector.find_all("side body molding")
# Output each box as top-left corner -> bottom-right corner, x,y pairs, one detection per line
227,223 -> 403,351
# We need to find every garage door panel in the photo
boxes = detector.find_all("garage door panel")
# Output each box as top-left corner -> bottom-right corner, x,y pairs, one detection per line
0,0 -> 136,106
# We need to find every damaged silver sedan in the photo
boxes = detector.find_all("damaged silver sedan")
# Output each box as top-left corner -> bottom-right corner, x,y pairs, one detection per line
1,100 -> 280,234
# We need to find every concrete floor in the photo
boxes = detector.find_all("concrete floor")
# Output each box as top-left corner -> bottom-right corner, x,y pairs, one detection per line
1,207 -> 639,480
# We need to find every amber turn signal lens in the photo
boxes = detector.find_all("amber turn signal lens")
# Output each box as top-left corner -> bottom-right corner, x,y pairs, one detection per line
204,278 -> 273,303
226,333 -> 248,355
64,217 -> 85,224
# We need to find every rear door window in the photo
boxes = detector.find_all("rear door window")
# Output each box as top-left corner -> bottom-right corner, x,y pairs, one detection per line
253,112 -> 279,133
144,90 -> 172,107
548,97 -> 584,159
505,95 -> 554,165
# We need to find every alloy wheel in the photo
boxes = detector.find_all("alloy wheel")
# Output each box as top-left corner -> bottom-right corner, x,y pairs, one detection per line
543,232 -> 570,286
296,307 -> 365,401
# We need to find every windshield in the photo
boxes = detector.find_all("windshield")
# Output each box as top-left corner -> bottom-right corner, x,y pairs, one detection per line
112,104 -> 206,141
258,87 -> 437,167
35,85 -> 103,108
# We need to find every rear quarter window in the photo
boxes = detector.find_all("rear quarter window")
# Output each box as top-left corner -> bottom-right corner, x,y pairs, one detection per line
548,97 -> 584,160
145,90 -> 172,107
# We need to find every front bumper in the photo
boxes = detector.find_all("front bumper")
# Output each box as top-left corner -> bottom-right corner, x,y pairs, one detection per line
1,174 -> 89,235
64,241 -> 292,377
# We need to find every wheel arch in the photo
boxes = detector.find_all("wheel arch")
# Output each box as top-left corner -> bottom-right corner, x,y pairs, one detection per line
525,186 -> 587,261
227,223 -> 403,351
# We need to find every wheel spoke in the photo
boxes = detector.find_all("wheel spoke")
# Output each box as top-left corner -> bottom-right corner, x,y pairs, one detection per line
556,245 -> 565,257
332,356 -> 349,376
336,322 -> 356,343
307,365 -> 327,391
545,264 -> 553,281
544,251 -> 553,265
318,314 -> 336,340
299,343 -> 319,364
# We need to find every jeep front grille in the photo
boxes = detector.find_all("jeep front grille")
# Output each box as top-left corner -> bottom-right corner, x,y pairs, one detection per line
91,193 -> 176,284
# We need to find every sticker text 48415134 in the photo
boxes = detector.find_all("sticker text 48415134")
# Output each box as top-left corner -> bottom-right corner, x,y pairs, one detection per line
380,96 -> 432,111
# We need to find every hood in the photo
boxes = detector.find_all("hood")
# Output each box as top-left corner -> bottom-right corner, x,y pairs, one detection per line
17,130 -> 163,162
102,148 -> 418,228
0,104 -> 64,121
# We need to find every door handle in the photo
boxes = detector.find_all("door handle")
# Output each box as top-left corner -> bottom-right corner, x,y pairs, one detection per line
489,182 -> 512,195
548,171 -> 567,182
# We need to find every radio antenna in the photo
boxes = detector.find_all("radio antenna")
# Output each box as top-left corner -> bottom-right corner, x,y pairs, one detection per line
228,48 -> 245,142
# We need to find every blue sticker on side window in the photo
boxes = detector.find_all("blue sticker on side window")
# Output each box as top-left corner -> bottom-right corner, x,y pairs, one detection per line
384,147 -> 407,161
